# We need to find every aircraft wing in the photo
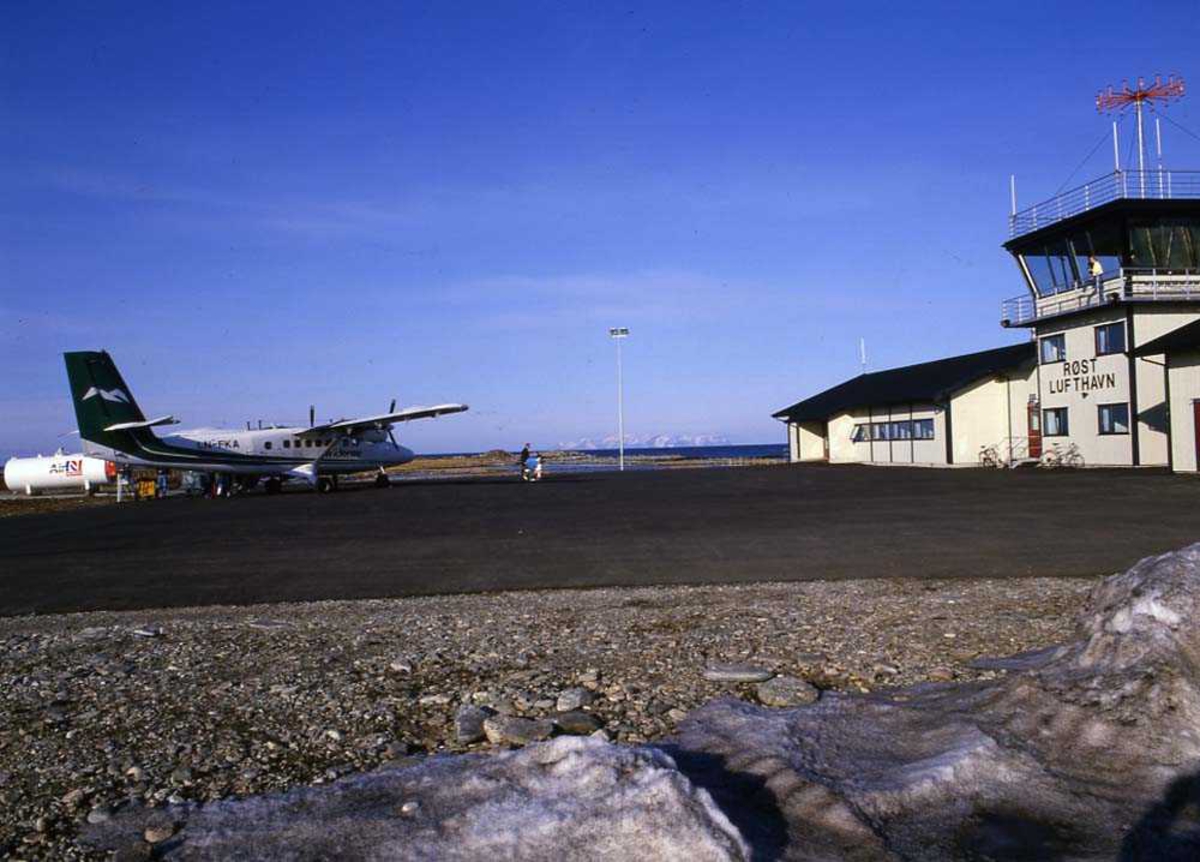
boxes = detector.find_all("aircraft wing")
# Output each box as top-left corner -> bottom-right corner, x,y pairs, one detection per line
309,403 -> 468,434
103,415 -> 179,432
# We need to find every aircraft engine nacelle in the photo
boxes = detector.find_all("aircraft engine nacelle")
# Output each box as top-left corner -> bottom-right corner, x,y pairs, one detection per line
3,453 -> 116,496
359,428 -> 389,443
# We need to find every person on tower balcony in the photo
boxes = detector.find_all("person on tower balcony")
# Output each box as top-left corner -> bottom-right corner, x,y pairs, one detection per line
1088,255 -> 1104,291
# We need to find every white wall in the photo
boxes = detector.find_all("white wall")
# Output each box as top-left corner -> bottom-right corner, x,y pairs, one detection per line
1035,308 -> 1135,467
1167,349 -> 1200,473
1131,307 -> 1200,466
949,367 -> 1036,465
828,412 -> 860,463
795,422 -> 826,461
827,405 -> 946,466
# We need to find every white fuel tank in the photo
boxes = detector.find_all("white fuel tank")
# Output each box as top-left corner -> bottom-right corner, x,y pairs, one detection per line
3,451 -> 116,496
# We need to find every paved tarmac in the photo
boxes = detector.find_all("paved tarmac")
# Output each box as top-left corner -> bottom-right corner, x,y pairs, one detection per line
1,464 -> 1198,616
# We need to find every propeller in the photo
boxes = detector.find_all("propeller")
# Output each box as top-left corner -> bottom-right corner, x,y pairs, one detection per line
388,398 -> 399,448
309,405 -> 315,428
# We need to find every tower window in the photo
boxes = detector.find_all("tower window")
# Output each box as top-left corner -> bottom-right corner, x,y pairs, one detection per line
1094,323 -> 1126,356
1040,334 -> 1066,364
1098,403 -> 1130,435
1043,407 -> 1069,437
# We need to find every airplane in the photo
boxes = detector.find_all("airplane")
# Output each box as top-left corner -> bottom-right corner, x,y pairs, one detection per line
64,350 -> 468,494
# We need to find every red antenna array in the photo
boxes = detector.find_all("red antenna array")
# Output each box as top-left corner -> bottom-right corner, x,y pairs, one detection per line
1094,75 -> 1186,179
1096,75 -> 1186,114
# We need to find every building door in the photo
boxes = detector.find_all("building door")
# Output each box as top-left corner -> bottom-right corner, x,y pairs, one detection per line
1194,401 -> 1200,470
1028,403 -> 1042,459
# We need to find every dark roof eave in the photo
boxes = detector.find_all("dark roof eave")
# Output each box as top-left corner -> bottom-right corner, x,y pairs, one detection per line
772,343 -> 1035,423
1004,197 -> 1200,251
1134,318 -> 1200,356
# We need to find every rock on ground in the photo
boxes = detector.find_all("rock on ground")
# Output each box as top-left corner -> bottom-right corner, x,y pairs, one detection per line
754,675 -> 818,708
88,737 -> 749,861
86,543 -> 1200,860
675,543 -> 1200,860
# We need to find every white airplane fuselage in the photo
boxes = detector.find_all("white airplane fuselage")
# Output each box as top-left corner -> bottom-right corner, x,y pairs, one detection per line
83,426 -> 415,476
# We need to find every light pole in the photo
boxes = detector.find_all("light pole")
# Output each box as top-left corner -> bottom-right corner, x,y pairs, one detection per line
608,327 -> 629,470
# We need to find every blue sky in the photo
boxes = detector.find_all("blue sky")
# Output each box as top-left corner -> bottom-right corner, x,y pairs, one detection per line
3,1 -> 1199,455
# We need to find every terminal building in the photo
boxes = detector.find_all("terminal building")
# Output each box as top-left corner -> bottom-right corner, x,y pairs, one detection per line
776,85 -> 1200,472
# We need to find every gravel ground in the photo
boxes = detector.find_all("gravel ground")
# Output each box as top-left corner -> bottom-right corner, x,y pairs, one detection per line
0,575 -> 1095,859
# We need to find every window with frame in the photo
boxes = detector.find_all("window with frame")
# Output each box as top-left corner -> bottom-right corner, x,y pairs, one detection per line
1043,407 -> 1069,437
1021,240 -> 1077,295
851,425 -> 869,442
1094,322 -> 1125,356
891,421 -> 912,440
872,422 -> 892,441
1098,403 -> 1130,435
1040,334 -> 1066,364
913,418 -> 935,440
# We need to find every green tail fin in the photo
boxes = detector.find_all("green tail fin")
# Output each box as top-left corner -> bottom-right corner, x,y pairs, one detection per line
63,351 -> 147,446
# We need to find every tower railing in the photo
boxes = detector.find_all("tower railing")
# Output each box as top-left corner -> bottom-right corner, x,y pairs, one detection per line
1009,170 -> 1200,238
1001,268 -> 1200,325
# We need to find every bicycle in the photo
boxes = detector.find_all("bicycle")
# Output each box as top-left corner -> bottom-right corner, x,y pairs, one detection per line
1059,443 -> 1084,468
978,445 -> 1004,469
1039,442 -> 1084,469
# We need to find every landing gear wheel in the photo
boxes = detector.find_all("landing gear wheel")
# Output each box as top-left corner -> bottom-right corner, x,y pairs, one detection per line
317,477 -> 336,494
265,478 -> 283,495
374,473 -> 390,489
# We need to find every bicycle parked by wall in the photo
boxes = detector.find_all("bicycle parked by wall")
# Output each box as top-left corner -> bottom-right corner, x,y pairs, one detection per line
978,445 -> 1004,469
1039,442 -> 1084,469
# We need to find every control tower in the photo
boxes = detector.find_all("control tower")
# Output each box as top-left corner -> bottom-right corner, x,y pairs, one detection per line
1001,76 -> 1200,467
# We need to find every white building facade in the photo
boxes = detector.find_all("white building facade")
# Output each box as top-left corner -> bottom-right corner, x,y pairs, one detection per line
775,344 -> 1037,467
777,172 -> 1200,472
1003,185 -> 1200,469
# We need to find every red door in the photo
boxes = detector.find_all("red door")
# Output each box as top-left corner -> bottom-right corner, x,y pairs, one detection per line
1028,404 -> 1042,459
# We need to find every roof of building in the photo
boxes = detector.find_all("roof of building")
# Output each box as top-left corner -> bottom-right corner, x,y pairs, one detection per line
1134,318 -> 1200,356
772,342 -> 1036,423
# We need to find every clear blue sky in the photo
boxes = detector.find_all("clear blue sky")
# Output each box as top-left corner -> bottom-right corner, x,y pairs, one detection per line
3,1 -> 1199,456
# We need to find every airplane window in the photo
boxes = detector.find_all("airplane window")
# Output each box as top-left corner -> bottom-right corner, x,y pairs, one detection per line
264,441 -> 272,450
283,440 -> 290,449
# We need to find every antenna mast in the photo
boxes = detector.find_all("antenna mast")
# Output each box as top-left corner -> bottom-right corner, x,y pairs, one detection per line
1096,75 -> 1186,196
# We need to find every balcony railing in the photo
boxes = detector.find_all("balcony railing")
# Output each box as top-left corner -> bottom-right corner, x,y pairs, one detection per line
1009,170 -> 1200,238
1001,268 -> 1200,326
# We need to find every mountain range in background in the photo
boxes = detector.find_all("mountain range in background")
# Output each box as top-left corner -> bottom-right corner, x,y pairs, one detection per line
556,434 -> 732,450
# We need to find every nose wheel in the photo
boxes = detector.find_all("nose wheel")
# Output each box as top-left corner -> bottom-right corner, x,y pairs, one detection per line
374,471 -> 391,489
317,476 -> 337,493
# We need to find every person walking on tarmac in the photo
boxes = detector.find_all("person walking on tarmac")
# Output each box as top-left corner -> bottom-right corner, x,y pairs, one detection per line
518,443 -> 531,481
